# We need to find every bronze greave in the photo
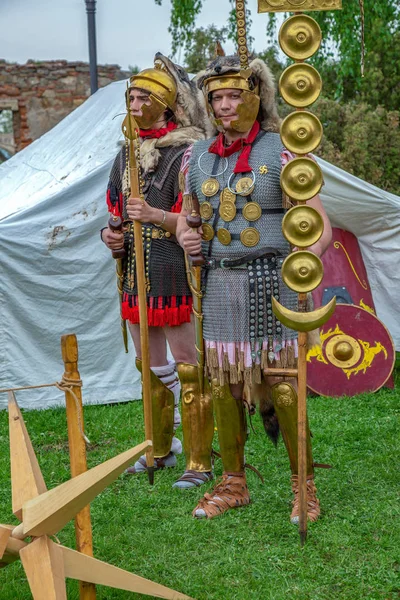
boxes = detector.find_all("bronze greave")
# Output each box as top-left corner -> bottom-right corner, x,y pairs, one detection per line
212,380 -> 246,473
136,358 -> 174,458
177,363 -> 213,472
271,382 -> 314,476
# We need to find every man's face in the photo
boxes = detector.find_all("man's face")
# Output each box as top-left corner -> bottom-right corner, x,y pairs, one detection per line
210,88 -> 243,130
129,88 -> 151,117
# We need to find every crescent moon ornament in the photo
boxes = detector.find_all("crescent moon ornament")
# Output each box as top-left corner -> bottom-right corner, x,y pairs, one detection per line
272,296 -> 336,332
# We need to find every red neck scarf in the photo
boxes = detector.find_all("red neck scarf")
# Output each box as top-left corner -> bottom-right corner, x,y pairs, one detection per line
208,120 -> 260,173
139,121 -> 177,139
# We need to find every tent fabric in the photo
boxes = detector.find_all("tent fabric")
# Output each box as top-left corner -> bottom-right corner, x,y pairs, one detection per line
0,79 -> 399,410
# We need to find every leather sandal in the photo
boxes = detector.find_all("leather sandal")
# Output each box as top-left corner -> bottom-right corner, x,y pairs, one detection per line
172,470 -> 213,489
290,474 -> 320,524
193,472 -> 250,519
125,451 -> 177,475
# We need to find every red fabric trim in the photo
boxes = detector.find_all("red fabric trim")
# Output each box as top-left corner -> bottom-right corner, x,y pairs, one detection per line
208,121 -> 260,173
139,122 -> 177,139
106,189 -> 123,217
122,295 -> 193,327
171,191 -> 183,213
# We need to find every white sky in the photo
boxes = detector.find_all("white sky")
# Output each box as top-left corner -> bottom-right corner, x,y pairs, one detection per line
0,0 -> 277,70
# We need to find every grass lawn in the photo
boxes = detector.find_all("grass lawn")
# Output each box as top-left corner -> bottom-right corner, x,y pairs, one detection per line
0,375 -> 399,600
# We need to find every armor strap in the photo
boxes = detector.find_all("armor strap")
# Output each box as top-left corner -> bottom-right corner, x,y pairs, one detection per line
136,358 -> 174,458
270,382 -> 314,476
177,363 -> 214,472
204,246 -> 282,269
211,380 -> 247,473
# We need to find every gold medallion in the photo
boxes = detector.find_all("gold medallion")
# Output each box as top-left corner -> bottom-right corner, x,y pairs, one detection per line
219,199 -> 236,222
240,227 -> 260,247
236,176 -> 254,196
217,228 -> 232,246
243,202 -> 262,222
201,223 -> 215,241
200,201 -> 213,221
201,178 -> 220,197
220,187 -> 236,204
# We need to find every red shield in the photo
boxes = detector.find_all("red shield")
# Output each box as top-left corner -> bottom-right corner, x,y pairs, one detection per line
307,304 -> 395,397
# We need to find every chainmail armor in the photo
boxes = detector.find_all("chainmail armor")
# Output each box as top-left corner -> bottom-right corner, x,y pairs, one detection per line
188,131 -> 298,344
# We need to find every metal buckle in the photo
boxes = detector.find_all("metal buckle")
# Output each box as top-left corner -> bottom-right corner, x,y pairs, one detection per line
220,258 -> 230,269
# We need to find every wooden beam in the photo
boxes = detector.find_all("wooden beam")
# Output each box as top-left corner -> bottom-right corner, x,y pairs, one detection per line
21,440 -> 151,537
20,536 -> 67,599
61,333 -> 96,600
8,391 -> 47,520
61,545 -> 194,600
0,525 -> 12,559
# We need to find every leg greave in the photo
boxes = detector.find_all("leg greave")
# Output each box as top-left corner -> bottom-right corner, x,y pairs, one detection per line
212,380 -> 246,474
177,363 -> 214,472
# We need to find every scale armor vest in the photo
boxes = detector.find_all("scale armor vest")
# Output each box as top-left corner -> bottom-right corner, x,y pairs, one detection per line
188,131 -> 298,344
109,144 -> 190,299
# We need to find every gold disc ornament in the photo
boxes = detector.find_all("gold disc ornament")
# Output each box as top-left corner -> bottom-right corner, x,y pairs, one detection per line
243,202 -> 262,222
200,201 -> 213,221
217,228 -> 232,245
282,205 -> 323,248
279,64 -> 322,108
281,250 -> 323,293
279,14 -> 322,60
236,177 -> 255,196
201,223 -> 215,241
219,200 -> 237,222
280,111 -> 323,155
240,227 -> 260,247
201,178 -> 220,197
281,157 -> 323,202
220,187 -> 236,204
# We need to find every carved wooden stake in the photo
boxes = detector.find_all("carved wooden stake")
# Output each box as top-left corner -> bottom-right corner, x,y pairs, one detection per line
61,334 -> 96,600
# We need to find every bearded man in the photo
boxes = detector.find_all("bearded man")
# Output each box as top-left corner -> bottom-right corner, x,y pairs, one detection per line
176,55 -> 332,520
101,54 -> 214,488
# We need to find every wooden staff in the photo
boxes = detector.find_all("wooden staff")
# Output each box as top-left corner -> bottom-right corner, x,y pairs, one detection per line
123,107 -> 154,484
185,196 -> 205,394
61,334 -> 96,600
297,295 -> 308,545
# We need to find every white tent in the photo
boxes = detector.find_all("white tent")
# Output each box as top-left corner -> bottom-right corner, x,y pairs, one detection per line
0,79 -> 399,410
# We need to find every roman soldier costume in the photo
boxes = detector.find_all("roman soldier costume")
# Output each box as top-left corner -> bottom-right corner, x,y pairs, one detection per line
181,55 -> 321,520
105,55 -> 214,482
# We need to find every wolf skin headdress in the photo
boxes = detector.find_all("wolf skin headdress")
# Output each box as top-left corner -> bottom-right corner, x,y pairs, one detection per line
196,55 -> 281,135
131,53 -> 213,175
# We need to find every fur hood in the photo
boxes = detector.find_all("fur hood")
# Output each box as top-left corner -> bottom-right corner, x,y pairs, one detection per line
135,53 -> 214,175
196,55 -> 281,134
140,126 -> 206,175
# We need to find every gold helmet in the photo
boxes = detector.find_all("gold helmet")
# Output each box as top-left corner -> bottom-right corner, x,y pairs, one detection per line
128,65 -> 177,130
197,55 -> 280,134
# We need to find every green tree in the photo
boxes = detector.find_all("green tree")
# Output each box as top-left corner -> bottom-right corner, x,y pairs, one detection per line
184,25 -> 228,73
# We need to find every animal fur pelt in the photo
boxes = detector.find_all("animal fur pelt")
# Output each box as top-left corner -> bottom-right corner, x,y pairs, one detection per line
134,53 -> 214,175
195,54 -> 281,134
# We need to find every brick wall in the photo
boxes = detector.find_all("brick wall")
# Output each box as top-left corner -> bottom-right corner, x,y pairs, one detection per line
0,60 -> 129,153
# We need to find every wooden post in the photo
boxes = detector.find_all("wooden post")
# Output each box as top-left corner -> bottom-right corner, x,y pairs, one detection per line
61,334 -> 96,600
297,328 -> 308,546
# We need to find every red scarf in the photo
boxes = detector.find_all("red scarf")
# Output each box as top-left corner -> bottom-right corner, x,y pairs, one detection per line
208,121 -> 260,173
139,121 -> 177,139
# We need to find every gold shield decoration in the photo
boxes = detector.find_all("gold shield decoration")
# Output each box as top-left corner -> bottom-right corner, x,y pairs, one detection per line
281,250 -> 323,292
281,157 -> 323,201
279,64 -> 322,108
282,205 -> 324,247
280,111 -> 323,155
279,15 -> 322,60
258,0 -> 342,13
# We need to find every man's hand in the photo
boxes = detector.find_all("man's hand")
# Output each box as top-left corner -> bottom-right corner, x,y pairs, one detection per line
101,227 -> 124,250
182,227 -> 203,255
126,196 -> 158,223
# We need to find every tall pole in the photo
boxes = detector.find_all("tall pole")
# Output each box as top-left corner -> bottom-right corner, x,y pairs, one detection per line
85,0 -> 98,94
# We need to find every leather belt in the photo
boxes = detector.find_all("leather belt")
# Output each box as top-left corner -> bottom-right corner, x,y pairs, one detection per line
205,246 -> 283,270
